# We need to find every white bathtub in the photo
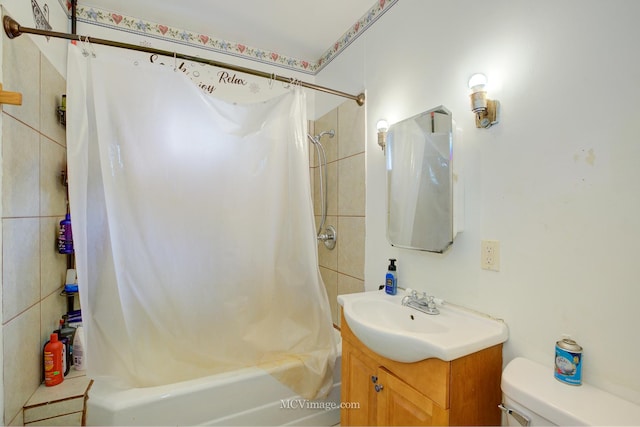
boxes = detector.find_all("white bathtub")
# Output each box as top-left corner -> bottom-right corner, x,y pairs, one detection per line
86,332 -> 342,426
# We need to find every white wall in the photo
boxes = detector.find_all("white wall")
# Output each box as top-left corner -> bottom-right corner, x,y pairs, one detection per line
317,0 -> 640,404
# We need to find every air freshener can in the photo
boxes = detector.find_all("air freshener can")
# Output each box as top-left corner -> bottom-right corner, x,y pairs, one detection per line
554,338 -> 583,385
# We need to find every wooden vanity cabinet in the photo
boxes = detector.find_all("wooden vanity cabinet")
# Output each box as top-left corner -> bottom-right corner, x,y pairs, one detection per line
340,310 -> 503,426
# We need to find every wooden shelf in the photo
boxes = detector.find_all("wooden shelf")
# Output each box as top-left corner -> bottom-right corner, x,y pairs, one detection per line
0,83 -> 22,105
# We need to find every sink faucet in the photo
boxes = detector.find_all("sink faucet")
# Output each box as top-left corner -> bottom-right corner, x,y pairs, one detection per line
402,290 -> 440,315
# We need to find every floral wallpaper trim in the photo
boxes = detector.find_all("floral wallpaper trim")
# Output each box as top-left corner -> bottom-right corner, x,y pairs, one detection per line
58,0 -> 72,14
75,6 -> 317,73
315,0 -> 398,73
70,0 -> 398,75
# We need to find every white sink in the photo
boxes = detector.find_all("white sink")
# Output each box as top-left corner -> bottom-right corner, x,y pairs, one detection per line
338,290 -> 508,363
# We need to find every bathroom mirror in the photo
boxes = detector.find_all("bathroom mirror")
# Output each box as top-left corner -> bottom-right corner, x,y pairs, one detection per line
386,106 -> 458,253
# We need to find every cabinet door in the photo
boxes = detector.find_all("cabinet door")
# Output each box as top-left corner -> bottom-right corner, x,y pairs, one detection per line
376,369 -> 449,426
341,339 -> 379,426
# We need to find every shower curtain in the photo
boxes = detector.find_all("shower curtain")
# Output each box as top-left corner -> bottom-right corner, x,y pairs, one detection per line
66,44 -> 336,399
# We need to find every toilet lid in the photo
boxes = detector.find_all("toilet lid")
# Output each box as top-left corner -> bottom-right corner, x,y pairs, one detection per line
502,357 -> 640,426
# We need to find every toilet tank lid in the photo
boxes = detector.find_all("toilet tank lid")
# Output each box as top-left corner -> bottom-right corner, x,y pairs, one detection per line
502,357 -> 640,426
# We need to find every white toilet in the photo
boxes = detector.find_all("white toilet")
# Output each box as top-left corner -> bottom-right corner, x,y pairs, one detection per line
501,357 -> 640,426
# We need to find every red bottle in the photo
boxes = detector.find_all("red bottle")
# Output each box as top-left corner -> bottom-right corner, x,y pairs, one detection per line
44,333 -> 64,386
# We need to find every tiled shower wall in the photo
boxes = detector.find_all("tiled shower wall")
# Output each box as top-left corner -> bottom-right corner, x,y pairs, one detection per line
1,32 -> 69,425
311,100 -> 366,326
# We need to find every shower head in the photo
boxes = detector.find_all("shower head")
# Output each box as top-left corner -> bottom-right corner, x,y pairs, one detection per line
307,129 -> 335,145
317,130 -> 335,140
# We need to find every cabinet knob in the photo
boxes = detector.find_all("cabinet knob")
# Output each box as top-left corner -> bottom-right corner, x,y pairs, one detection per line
375,384 -> 384,392
371,375 -> 378,383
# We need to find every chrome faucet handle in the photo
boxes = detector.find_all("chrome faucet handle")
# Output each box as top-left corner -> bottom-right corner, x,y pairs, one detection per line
425,296 -> 439,314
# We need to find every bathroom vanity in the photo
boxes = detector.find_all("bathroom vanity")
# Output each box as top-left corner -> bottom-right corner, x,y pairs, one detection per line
337,290 -> 508,426
340,309 -> 502,426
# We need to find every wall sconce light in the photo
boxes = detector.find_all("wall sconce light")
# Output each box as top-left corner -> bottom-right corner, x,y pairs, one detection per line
468,73 -> 499,128
377,119 -> 389,151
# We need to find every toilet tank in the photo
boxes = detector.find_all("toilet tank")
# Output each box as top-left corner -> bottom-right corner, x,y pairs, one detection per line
501,357 -> 640,426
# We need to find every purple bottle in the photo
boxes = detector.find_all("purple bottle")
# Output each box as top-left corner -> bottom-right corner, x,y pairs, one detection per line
58,213 -> 74,254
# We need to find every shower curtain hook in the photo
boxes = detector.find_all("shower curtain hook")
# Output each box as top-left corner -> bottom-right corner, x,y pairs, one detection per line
80,35 -> 89,57
173,51 -> 177,71
87,36 -> 97,58
80,35 -> 96,58
284,77 -> 299,89
268,73 -> 275,89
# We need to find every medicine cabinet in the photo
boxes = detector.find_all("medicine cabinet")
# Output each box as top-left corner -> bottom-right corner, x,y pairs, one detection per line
385,106 -> 463,253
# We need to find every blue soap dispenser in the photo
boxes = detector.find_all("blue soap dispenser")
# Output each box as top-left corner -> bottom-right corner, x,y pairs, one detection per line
385,258 -> 397,295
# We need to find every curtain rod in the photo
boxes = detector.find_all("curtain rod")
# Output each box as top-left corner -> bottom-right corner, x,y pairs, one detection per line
3,16 -> 365,106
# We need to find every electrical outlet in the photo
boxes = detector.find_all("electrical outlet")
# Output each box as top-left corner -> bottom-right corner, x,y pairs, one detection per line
481,240 -> 500,271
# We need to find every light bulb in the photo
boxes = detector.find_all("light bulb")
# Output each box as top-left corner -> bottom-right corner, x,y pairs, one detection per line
376,119 -> 389,132
468,73 -> 488,90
